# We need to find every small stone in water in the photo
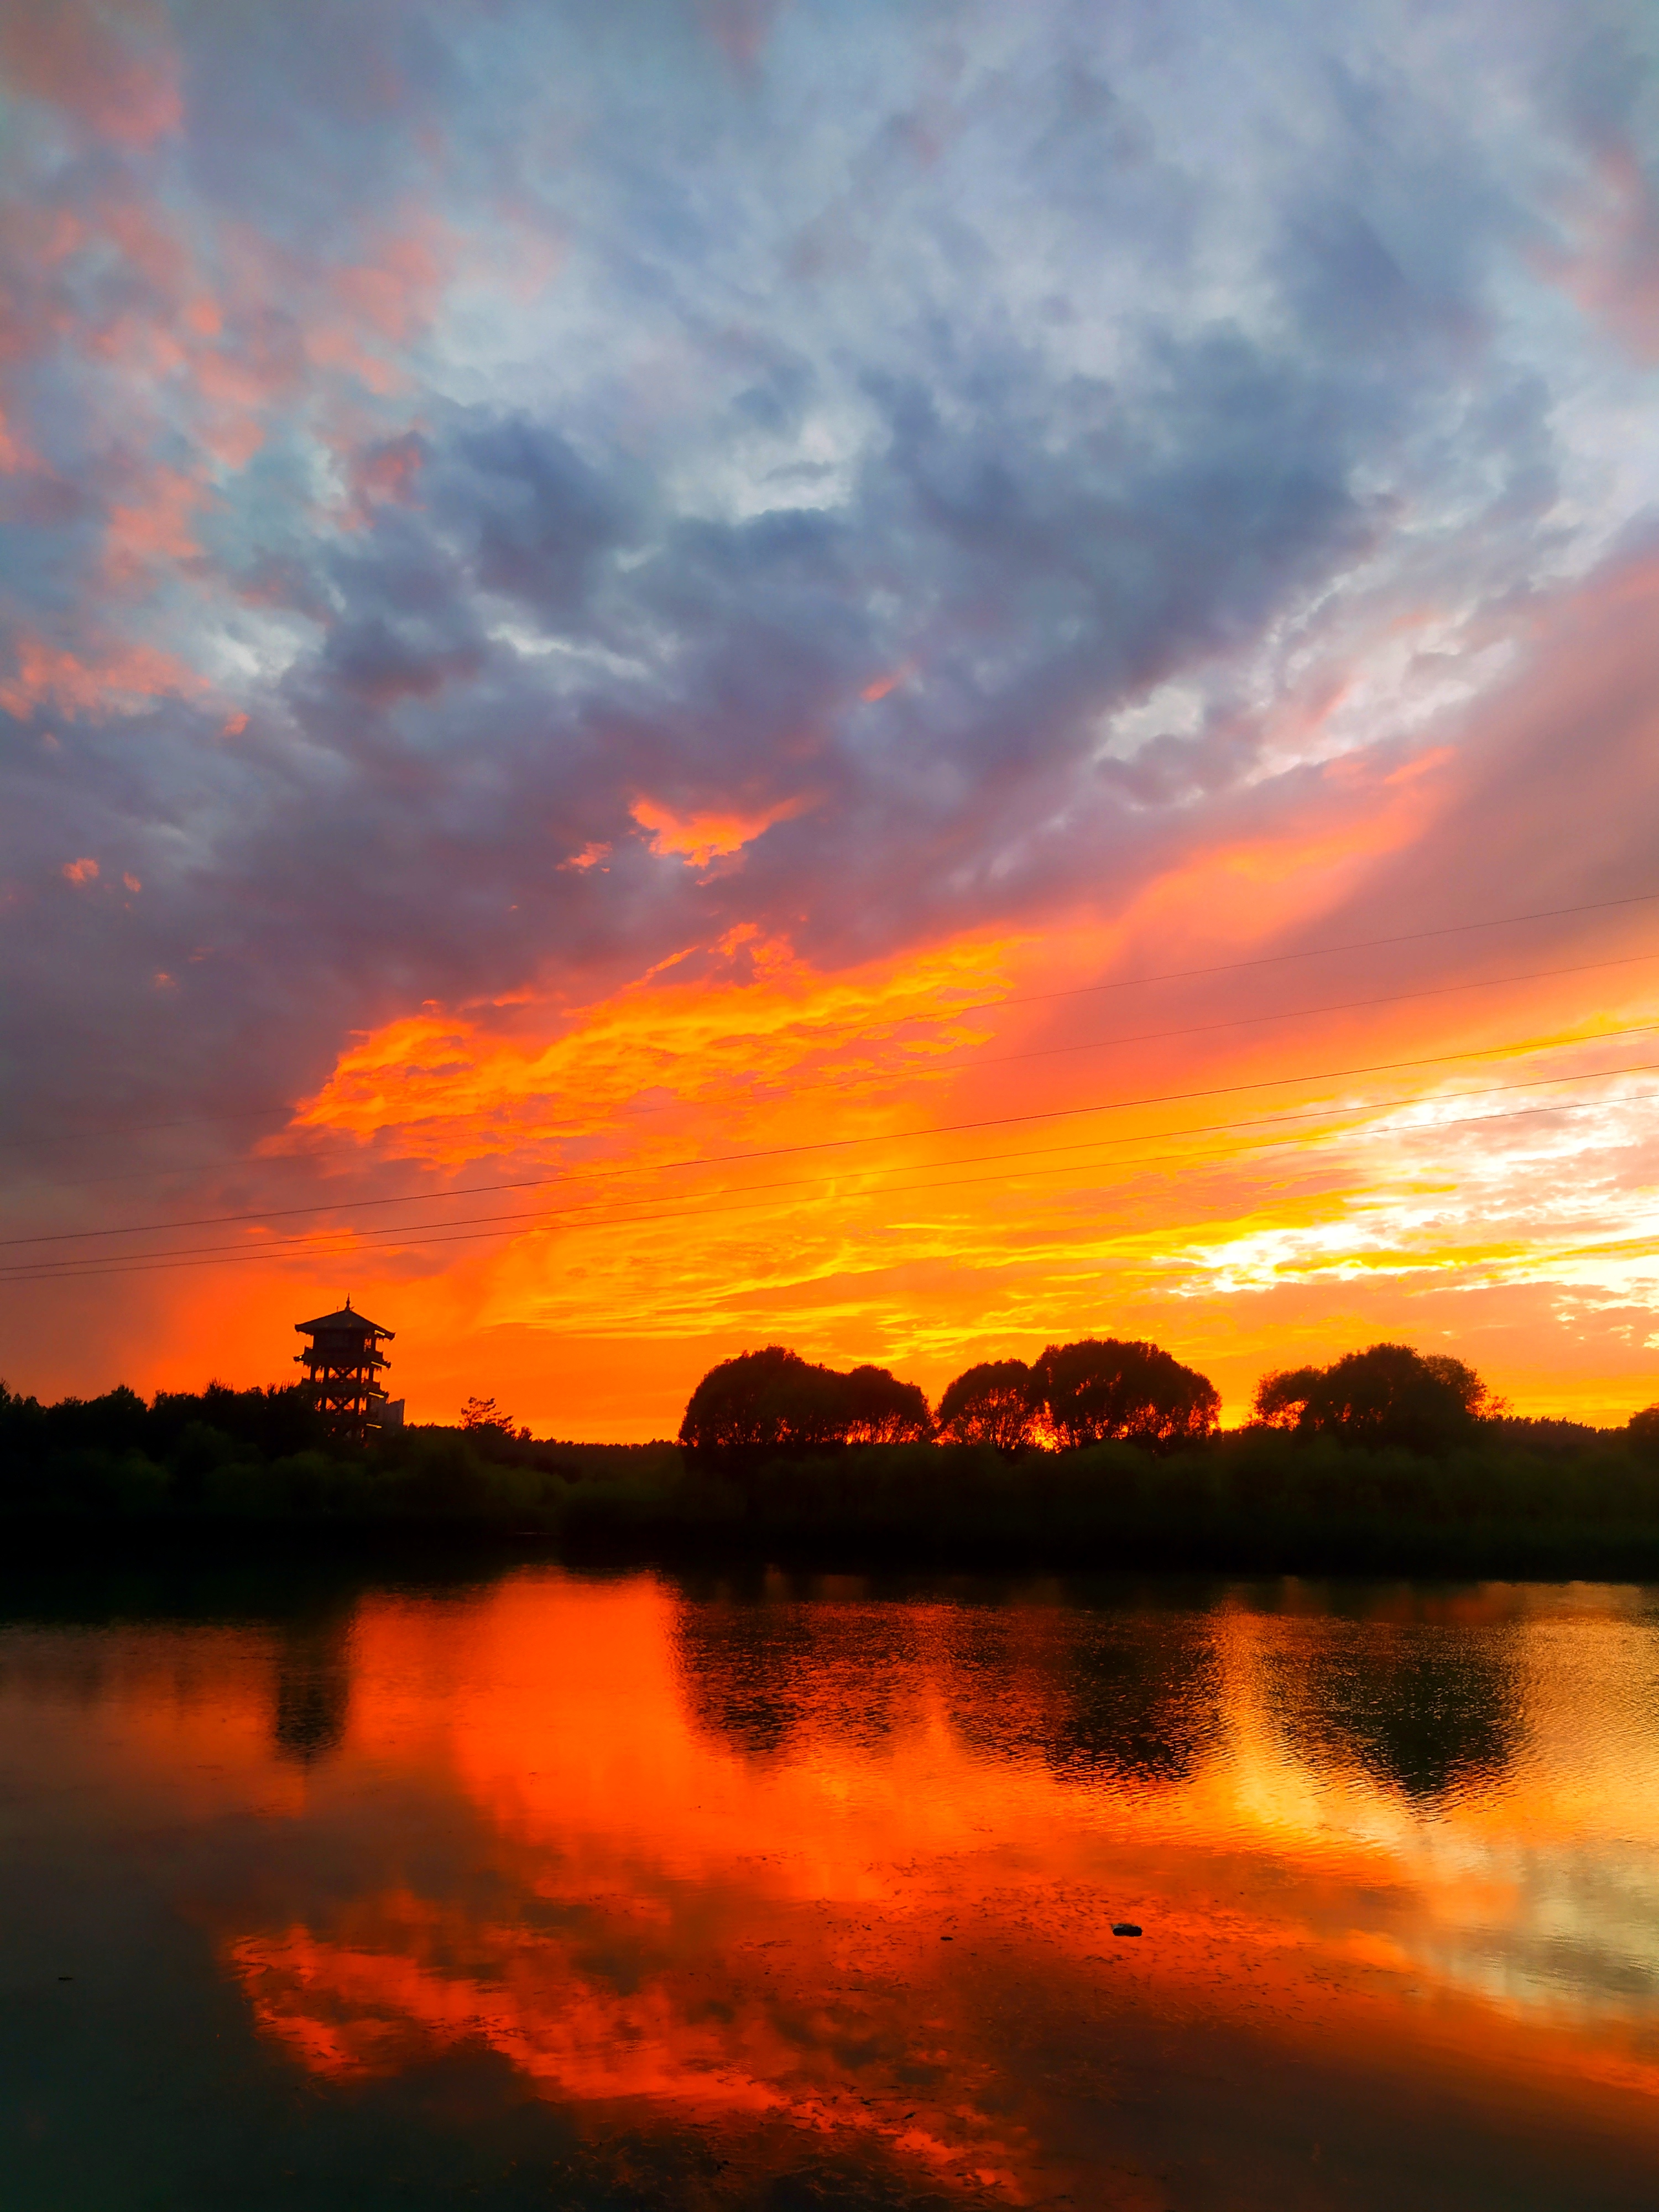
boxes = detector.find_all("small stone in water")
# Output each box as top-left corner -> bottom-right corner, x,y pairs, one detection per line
1112,1923 -> 1142,1938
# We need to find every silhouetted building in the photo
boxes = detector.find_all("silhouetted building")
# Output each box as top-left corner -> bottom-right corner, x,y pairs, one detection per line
294,1298 -> 397,1443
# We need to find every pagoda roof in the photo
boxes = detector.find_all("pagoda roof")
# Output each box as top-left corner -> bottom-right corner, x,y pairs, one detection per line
295,1301 -> 394,1338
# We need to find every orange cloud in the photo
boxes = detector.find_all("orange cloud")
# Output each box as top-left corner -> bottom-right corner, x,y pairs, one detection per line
24,552 -> 1659,1442
860,661 -> 915,703
0,401 -> 33,473
239,669 -> 1659,1436
330,213 -> 455,345
0,0 -> 182,147
103,461 -> 207,580
286,925 -> 1016,1165
630,792 -> 811,867
61,855 -> 100,884
0,631 -> 207,719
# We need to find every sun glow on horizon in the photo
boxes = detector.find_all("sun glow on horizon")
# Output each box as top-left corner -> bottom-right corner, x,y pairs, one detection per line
222,750 -> 1659,1434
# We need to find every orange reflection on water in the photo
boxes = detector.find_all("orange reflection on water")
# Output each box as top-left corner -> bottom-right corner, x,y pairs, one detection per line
196,1573 -> 1659,2203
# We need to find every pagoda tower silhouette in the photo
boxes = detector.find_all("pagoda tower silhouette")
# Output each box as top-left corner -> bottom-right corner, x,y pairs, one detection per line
294,1297 -> 399,1442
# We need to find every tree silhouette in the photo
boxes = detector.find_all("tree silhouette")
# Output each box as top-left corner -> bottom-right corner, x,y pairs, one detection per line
679,1347 -> 931,1460
936,1359 -> 1038,1454
1254,1343 -> 1500,1453
461,1395 -> 502,1430
841,1364 -> 933,1443
460,1395 -> 526,1441
1255,1366 -> 1322,1428
1030,1337 -> 1220,1451
679,1347 -> 847,1460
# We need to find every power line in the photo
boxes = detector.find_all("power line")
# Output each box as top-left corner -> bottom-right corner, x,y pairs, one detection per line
20,943 -> 1659,1202
3,1087 -> 1647,1290
4,883 -> 1658,1157
6,1059 -> 1656,1287
987,888 -> 1659,1006
4,1016 -> 1655,1253
917,948 -> 1659,1080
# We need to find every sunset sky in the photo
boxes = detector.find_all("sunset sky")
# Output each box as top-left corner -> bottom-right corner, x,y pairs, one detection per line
3,0 -> 1659,1434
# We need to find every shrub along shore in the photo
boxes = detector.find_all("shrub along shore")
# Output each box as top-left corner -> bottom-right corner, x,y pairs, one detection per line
5,1351 -> 1659,1575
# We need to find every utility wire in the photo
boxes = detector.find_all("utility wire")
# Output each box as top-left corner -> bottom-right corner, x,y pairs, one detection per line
4,1017 -> 1656,1253
18,943 -> 1659,1201
6,1061 -> 1656,1287
252,945 -> 1659,1172
2,1088 -> 1647,1290
863,948 -> 1659,1080
988,889 -> 1659,1004
4,883 -> 1658,1156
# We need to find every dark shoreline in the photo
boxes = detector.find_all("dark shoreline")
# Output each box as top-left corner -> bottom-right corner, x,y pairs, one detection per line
1,1545 -> 1653,1663
6,1505 -> 1659,1583
9,1389 -> 1659,1583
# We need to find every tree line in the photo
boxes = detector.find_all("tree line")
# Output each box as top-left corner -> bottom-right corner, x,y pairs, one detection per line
8,1355 -> 1659,1573
678,1337 -> 1538,1462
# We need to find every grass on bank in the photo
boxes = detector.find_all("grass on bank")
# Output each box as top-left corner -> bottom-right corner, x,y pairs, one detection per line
4,1379 -> 1659,1572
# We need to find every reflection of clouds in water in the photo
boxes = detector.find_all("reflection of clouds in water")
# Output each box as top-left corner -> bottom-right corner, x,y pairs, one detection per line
1389,1839 -> 1659,2030
669,1580 -> 1659,2040
13,1568 -> 1631,2187
11,1572 -> 1659,2208
227,1910 -> 791,2111
222,1880 -> 1031,2195
1203,1597 -> 1659,2032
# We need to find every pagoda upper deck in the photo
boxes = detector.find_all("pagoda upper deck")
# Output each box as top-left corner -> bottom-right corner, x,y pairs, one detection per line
294,1300 -> 395,1368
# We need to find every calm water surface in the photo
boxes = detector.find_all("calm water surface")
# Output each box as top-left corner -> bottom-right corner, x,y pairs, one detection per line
3,1563 -> 1658,2209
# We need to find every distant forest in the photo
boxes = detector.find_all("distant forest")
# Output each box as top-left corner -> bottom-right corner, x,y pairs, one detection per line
4,1335 -> 1659,1574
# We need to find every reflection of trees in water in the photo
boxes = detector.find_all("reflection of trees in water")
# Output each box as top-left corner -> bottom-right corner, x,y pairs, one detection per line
672,1590 -> 919,1761
1281,1626 -> 1520,1803
674,1589 -> 1521,1806
672,1584 -> 1220,1788
1047,1629 -> 1221,1786
674,1602 -> 818,1759
271,1613 -> 354,1764
947,1611 -> 1221,1788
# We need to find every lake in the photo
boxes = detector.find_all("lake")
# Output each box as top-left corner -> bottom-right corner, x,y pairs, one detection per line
2,1562 -> 1657,2208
